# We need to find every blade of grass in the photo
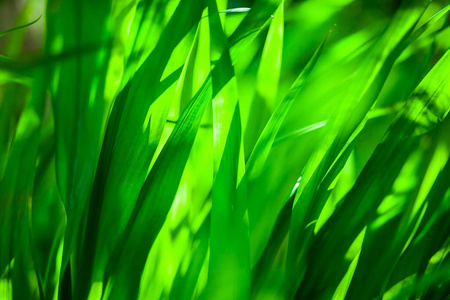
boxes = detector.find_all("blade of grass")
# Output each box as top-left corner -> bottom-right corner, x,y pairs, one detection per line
244,1 -> 284,163
0,15 -> 42,38
207,104 -> 250,299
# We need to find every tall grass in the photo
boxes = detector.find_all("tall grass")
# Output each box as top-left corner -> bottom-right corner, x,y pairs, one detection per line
1,0 -> 450,299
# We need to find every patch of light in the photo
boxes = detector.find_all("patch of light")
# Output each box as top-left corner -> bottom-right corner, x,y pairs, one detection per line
289,176 -> 303,197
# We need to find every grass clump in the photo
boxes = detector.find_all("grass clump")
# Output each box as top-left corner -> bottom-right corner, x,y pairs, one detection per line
0,0 -> 450,299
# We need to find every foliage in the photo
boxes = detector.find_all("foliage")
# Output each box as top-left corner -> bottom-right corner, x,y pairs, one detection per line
0,0 -> 450,299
